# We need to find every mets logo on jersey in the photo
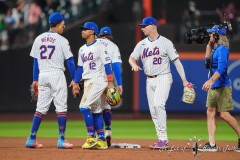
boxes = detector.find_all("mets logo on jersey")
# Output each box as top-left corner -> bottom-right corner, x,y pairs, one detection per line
81,52 -> 93,63
141,47 -> 160,59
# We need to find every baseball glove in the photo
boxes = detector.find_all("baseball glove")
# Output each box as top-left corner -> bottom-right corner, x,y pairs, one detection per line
182,83 -> 196,104
106,87 -> 121,106
30,85 -> 38,102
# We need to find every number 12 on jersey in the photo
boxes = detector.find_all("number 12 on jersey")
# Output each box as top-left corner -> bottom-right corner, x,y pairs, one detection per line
89,62 -> 96,70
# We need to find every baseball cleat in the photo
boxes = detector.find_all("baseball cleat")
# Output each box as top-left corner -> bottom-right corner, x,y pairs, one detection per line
105,130 -> 112,147
149,140 -> 168,149
93,139 -> 108,150
82,136 -> 97,149
198,142 -> 217,152
106,136 -> 111,147
57,138 -> 73,149
25,138 -> 43,148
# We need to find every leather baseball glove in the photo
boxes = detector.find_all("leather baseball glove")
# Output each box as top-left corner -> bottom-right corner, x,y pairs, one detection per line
106,87 -> 121,106
182,83 -> 196,104
30,85 -> 38,102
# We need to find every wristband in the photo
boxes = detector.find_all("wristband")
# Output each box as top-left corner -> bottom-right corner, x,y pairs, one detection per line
107,75 -> 113,82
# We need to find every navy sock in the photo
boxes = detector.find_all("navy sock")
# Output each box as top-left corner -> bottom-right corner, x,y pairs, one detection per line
80,108 -> 95,137
93,113 -> 105,141
103,109 -> 112,130
57,112 -> 66,140
30,112 -> 44,139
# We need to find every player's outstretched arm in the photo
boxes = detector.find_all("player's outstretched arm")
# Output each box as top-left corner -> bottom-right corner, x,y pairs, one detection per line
128,56 -> 142,71
173,58 -> 189,87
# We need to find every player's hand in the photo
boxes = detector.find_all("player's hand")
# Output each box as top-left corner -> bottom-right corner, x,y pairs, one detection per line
202,79 -> 214,91
69,80 -> 76,88
131,65 -> 142,71
71,81 -> 80,97
117,85 -> 123,95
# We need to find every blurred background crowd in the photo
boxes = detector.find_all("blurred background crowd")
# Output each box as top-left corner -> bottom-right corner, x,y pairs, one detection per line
0,0 -> 120,50
0,0 -> 240,50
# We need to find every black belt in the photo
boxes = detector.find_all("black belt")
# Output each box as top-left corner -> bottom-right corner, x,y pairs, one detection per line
211,87 -> 221,90
147,75 -> 157,78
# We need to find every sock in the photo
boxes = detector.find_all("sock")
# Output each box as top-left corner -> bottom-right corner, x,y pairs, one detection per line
80,108 -> 95,137
209,142 -> 215,147
93,113 -> 105,141
30,112 -> 44,139
57,112 -> 66,141
103,109 -> 112,130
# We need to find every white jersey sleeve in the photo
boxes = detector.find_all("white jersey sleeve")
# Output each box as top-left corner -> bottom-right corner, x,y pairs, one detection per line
61,38 -> 73,60
164,39 -> 179,61
98,38 -> 122,63
130,40 -> 143,61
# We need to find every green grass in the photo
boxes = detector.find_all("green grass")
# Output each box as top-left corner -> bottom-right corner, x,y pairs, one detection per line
0,119 -> 237,141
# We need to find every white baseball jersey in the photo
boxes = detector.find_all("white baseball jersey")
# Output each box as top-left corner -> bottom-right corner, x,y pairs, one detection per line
30,32 -> 73,72
98,38 -> 122,63
131,35 -> 178,76
30,31 -> 73,114
77,39 -> 111,79
78,39 -> 111,113
130,35 -> 178,141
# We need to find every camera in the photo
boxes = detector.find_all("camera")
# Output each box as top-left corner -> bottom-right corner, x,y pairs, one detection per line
185,21 -> 232,44
185,26 -> 210,44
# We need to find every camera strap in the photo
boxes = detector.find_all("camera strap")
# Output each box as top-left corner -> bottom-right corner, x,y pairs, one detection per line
208,45 -> 220,78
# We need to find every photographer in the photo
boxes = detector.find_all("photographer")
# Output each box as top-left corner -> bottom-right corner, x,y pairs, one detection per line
199,25 -> 240,152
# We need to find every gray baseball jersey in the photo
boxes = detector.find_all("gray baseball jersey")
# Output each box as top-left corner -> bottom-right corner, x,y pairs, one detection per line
30,32 -> 73,114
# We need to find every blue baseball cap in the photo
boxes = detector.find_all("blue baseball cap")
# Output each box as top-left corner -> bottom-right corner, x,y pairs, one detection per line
138,17 -> 157,27
79,22 -> 99,35
207,25 -> 226,35
49,12 -> 65,24
99,26 -> 112,35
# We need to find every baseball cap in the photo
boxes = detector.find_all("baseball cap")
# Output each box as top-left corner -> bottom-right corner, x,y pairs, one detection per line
79,22 -> 99,35
138,17 -> 157,27
99,26 -> 112,35
207,25 -> 226,36
49,12 -> 65,24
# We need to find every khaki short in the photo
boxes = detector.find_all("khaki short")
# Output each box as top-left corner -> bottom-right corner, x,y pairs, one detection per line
206,86 -> 233,112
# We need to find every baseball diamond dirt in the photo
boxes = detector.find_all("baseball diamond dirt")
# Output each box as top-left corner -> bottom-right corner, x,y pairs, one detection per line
0,137 -> 239,160
1,113 -> 240,160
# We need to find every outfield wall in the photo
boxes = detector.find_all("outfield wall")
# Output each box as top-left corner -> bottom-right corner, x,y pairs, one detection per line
136,53 -> 240,113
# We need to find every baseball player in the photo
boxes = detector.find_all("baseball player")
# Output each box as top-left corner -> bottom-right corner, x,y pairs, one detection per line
70,22 -> 114,149
97,26 -> 123,147
129,17 -> 190,149
25,12 -> 75,149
